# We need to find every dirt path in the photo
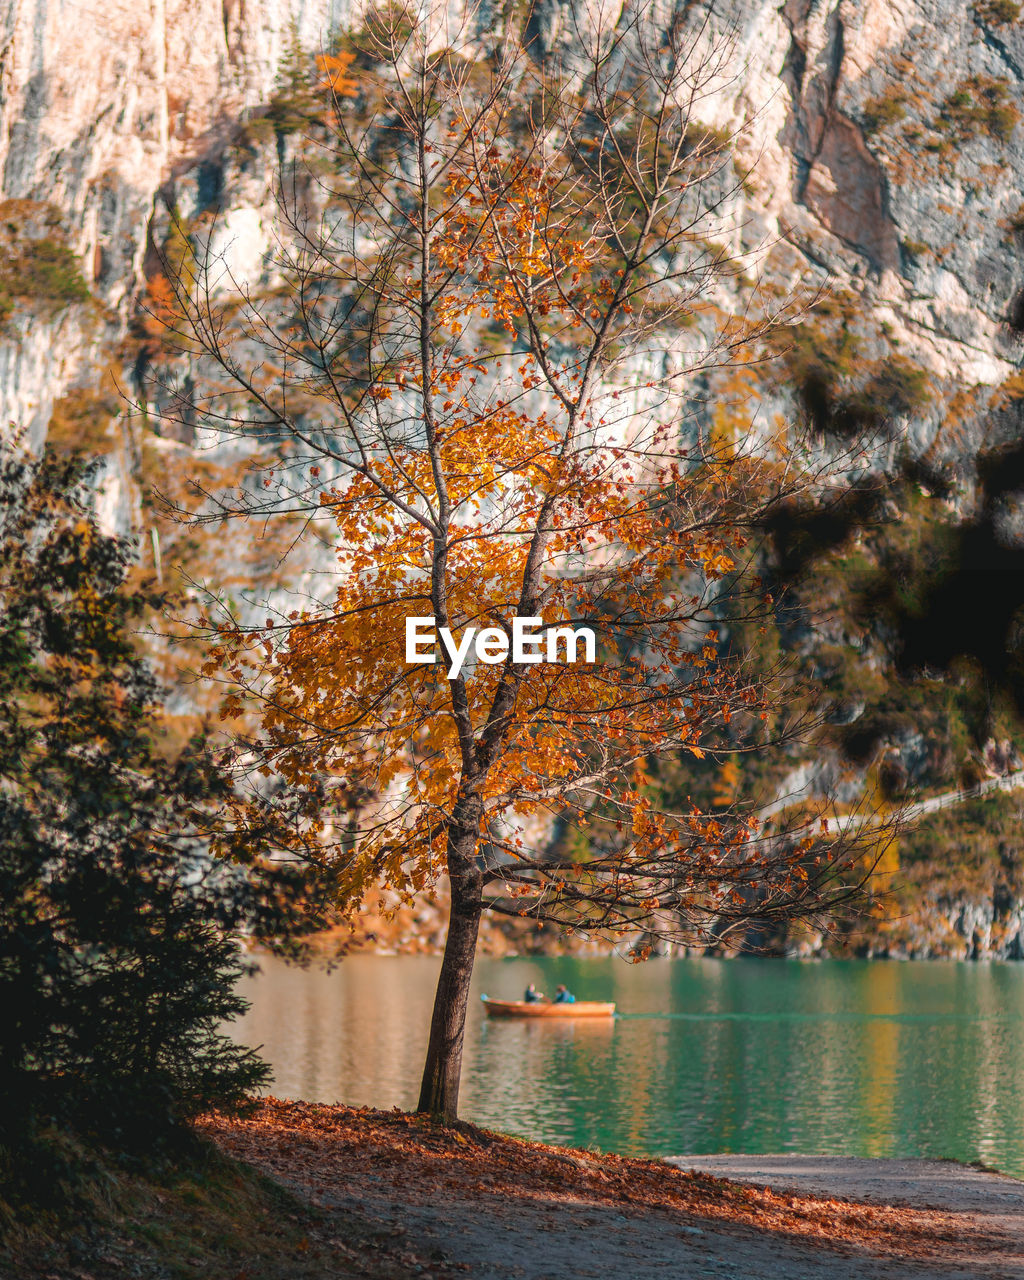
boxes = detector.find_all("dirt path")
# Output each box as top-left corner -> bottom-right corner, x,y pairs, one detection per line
205,1102 -> 1024,1280
674,1156 -> 1024,1279
315,1185 -> 1018,1279
674,1155 -> 1024,1215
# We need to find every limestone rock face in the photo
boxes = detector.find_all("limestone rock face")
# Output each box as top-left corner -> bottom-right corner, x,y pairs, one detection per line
0,0 -> 352,434
0,0 -> 355,230
3,0 -> 1024,956
3,0 -> 1021,445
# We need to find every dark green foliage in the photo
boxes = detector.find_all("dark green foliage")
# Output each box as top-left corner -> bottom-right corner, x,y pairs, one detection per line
568,113 -> 733,255
238,31 -> 343,153
0,1120 -> 424,1280
0,448 -> 321,1145
975,0 -> 1021,24
862,89 -> 907,134
938,76 -> 1020,144
779,308 -> 931,437
902,238 -> 930,259
0,236 -> 90,324
659,470 -> 1024,827
237,27 -> 368,162
899,792 -> 1022,872
344,2 -> 415,60
1006,204 -> 1024,238
262,35 -> 323,143
779,486 -> 1011,788
861,356 -> 932,420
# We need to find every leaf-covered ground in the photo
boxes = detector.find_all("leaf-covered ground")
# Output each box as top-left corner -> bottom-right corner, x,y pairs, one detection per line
200,1100 -> 1022,1279
5,1100 -> 1019,1277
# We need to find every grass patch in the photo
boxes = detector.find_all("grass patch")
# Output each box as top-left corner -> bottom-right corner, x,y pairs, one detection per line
975,0 -> 1020,23
1002,202 -> 1024,240
48,383 -> 122,454
0,1124 -> 420,1280
777,305 -> 932,436
863,88 -> 908,134
0,202 -> 91,325
938,75 -> 1020,144
899,791 -> 1024,874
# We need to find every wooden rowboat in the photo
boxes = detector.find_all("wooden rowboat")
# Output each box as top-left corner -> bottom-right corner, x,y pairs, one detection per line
481,997 -> 616,1019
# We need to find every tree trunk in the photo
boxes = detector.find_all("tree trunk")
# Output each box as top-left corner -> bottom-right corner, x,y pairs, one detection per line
416,851 -> 483,1121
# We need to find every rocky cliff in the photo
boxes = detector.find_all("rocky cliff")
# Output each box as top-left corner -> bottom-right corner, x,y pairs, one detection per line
5,0 -> 1024,957
3,1 -> 1021,485
0,0 -> 378,442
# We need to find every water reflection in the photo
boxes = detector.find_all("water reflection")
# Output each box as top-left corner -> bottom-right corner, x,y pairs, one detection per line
237,956 -> 443,1107
232,955 -> 1024,1173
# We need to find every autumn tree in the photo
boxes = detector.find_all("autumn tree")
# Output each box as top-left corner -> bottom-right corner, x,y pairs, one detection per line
155,2 -> 890,1120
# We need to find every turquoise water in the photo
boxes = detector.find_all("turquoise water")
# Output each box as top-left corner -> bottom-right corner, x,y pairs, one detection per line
233,955 -> 1024,1173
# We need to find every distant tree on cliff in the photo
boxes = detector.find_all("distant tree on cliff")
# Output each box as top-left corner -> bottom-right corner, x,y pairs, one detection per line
156,2 -> 892,1120
0,446 -> 322,1143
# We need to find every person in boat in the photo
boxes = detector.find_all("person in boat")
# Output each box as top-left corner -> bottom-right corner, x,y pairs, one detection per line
523,982 -> 545,1003
553,984 -> 576,1004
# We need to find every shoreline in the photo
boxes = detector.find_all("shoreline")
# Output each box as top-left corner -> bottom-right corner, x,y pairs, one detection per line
10,1102 -> 1021,1278
674,1153 -> 1024,1210
203,1100 -> 1024,1279
291,930 -> 1024,963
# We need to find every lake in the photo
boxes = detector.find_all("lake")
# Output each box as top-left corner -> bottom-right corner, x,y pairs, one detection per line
233,955 -> 1024,1175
